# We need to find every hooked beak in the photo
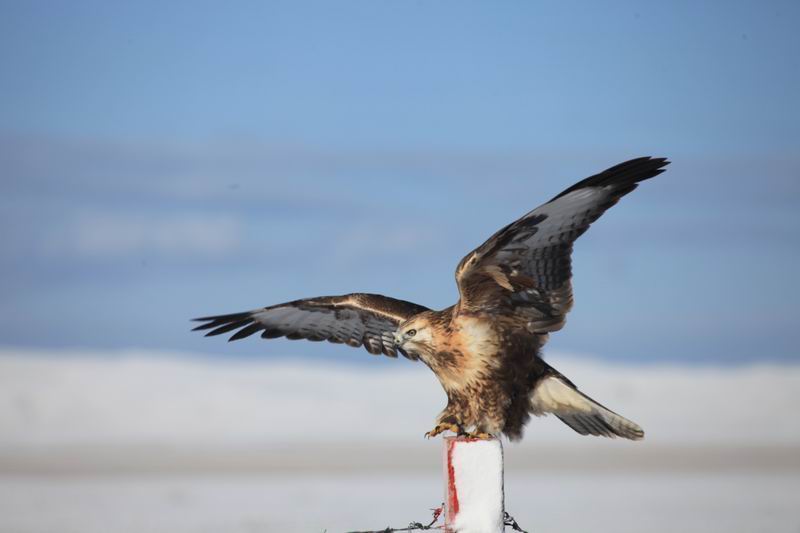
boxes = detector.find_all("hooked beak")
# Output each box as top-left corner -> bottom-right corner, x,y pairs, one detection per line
393,332 -> 404,346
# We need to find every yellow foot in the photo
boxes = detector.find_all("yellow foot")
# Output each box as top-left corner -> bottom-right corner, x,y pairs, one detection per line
457,430 -> 494,440
424,423 -> 460,439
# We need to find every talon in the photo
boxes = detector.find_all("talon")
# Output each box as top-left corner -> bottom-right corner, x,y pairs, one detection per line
458,430 -> 494,440
424,423 -> 461,439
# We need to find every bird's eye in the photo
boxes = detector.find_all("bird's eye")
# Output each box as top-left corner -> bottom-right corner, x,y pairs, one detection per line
406,329 -> 417,337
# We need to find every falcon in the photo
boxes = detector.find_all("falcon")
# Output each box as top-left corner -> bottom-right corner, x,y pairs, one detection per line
193,157 -> 669,441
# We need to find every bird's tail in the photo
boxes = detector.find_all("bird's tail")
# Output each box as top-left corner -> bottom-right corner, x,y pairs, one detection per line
529,368 -> 644,440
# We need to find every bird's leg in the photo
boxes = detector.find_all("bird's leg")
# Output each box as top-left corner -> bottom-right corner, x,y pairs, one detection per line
424,422 -> 461,439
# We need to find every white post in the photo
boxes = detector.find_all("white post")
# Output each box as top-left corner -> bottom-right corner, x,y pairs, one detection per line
443,436 -> 505,533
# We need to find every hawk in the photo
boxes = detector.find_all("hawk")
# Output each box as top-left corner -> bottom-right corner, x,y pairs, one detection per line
193,157 -> 669,441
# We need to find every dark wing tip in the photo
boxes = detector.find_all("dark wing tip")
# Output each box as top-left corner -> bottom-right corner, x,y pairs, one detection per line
191,311 -> 258,342
192,311 -> 252,323
551,156 -> 670,202
228,323 -> 264,341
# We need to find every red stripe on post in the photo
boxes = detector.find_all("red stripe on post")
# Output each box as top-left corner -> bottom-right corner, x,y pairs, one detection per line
446,438 -> 460,522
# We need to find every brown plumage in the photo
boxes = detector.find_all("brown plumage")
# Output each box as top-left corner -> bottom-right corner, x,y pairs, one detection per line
193,156 -> 669,441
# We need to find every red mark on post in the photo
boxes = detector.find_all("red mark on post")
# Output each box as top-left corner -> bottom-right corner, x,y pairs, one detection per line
446,439 -> 460,520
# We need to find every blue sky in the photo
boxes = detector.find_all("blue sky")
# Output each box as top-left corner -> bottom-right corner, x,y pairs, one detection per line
1,0 -> 798,363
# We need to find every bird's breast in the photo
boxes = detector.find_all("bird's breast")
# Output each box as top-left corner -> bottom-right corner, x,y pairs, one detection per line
426,315 -> 502,391
451,315 -> 500,358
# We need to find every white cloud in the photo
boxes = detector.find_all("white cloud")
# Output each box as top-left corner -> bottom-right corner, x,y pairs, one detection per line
45,212 -> 243,259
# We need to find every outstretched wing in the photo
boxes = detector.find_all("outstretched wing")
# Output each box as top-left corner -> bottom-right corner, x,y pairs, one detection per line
192,293 -> 430,359
455,156 -> 669,333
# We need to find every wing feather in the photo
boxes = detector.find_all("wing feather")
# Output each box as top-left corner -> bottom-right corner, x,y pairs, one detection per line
193,293 -> 429,360
530,374 -> 644,440
455,157 -> 669,334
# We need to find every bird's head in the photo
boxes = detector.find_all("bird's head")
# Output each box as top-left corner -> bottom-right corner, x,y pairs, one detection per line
394,314 -> 436,357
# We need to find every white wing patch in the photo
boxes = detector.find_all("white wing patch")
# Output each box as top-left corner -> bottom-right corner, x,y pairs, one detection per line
529,375 -> 644,440
529,376 -> 593,416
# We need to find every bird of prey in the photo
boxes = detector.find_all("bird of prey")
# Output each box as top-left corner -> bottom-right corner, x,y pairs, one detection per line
193,157 -> 668,441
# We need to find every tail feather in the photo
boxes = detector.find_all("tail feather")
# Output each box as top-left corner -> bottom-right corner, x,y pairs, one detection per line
530,373 -> 644,441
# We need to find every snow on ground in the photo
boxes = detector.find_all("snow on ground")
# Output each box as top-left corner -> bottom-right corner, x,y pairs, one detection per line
2,348 -> 799,448
1,348 -> 799,533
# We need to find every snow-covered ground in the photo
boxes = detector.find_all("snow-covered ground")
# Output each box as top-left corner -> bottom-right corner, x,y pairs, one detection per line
1,349 -> 799,532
